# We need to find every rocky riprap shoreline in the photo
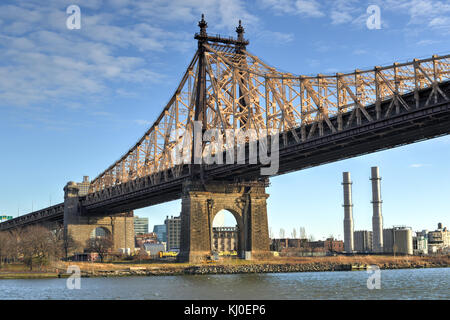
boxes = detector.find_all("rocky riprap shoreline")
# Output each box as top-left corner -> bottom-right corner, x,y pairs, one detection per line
73,261 -> 449,278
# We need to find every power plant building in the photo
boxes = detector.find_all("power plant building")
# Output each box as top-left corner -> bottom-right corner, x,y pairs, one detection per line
370,167 -> 384,253
428,223 -> 450,253
413,230 -> 428,255
354,230 -> 373,253
342,172 -> 354,253
383,226 -> 413,255
339,166 -> 444,256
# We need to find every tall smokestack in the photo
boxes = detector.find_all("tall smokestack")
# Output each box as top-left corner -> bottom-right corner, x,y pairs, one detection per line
342,172 -> 354,253
371,166 -> 383,253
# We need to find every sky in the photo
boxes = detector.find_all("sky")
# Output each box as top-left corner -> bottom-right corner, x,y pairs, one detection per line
0,0 -> 449,240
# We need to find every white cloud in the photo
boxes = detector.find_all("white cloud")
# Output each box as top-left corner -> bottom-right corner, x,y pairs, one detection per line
0,0 -> 268,111
259,0 -> 324,17
379,0 -> 450,32
429,16 -> 450,29
416,39 -> 440,46
0,1 -> 256,114
331,11 -> 353,25
134,119 -> 152,126
295,0 -> 324,18
257,30 -> 295,43
409,163 -> 431,168
353,49 -> 367,55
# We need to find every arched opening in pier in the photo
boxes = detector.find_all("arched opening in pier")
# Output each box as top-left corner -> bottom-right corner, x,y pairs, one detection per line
90,227 -> 110,239
211,210 -> 240,257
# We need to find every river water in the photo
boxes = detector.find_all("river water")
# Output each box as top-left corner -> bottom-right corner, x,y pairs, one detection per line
0,268 -> 448,300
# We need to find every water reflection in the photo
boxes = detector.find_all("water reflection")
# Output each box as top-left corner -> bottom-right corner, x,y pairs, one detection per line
0,268 -> 448,300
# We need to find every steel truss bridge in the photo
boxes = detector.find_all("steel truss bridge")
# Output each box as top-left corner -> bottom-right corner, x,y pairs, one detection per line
1,17 -> 450,231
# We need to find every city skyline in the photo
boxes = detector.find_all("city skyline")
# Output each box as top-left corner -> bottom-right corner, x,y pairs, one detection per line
0,0 -> 449,240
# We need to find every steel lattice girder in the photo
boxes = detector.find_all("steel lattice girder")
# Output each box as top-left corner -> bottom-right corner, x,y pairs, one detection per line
87,41 -> 450,195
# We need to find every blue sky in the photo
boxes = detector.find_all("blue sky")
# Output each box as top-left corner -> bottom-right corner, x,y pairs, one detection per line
0,0 -> 449,240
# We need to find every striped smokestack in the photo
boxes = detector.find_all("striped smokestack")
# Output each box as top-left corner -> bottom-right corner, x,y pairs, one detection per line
342,172 -> 354,253
371,166 -> 384,253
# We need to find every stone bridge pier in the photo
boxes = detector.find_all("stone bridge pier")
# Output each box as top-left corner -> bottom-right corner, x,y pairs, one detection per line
179,179 -> 271,263
63,182 -> 135,255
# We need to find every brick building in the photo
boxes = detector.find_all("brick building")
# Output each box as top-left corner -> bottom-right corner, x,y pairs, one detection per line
212,227 -> 238,252
309,238 -> 344,253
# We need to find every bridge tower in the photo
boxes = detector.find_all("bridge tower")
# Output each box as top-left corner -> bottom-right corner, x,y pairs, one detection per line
63,181 -> 135,255
179,16 -> 271,262
179,179 -> 271,262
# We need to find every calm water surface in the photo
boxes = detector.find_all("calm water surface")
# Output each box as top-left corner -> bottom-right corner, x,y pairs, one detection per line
0,268 -> 448,300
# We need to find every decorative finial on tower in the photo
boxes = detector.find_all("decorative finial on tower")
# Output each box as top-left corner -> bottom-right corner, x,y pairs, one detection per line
236,19 -> 244,42
198,14 -> 208,37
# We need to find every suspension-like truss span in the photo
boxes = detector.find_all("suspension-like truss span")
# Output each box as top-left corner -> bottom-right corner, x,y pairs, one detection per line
87,45 -> 450,195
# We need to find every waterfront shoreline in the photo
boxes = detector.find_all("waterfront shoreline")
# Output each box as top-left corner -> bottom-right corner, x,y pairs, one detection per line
74,262 -> 450,278
1,255 -> 448,279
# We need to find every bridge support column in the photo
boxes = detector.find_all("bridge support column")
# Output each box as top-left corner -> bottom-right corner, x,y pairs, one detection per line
63,182 -> 135,256
179,179 -> 271,263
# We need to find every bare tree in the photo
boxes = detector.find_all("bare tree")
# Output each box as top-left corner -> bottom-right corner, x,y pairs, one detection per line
20,225 -> 55,271
136,245 -> 149,262
299,227 -> 307,239
0,232 -> 10,267
86,236 -> 113,263
279,228 -> 285,238
8,228 -> 24,263
52,228 -> 79,260
291,228 -> 297,239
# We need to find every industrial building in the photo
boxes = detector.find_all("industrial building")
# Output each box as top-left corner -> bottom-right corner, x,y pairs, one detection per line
342,172 -> 354,253
413,230 -> 428,255
427,223 -> 450,254
354,230 -> 373,253
383,226 -> 413,255
370,167 -> 384,253
341,167 -> 383,254
309,238 -> 344,253
143,243 -> 165,256
270,238 -> 341,256
134,216 -> 149,235
165,215 -> 181,251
